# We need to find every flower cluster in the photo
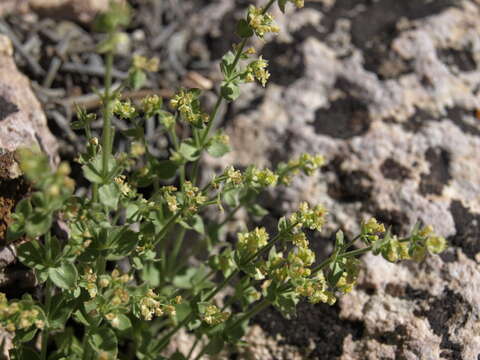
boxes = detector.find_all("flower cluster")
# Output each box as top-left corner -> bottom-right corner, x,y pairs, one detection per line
290,202 -> 328,231
114,175 -> 133,196
80,267 -> 99,298
113,99 -> 136,119
408,225 -> 447,262
170,89 -> 209,127
200,304 -> 230,326
133,54 -> 159,72
183,181 -> 207,215
361,217 -> 386,243
288,0 -> 304,8
278,153 -> 325,184
225,166 -> 243,186
295,273 -> 336,305
335,258 -> 360,294
238,227 -> 269,257
137,289 -> 179,321
0,294 -> 46,333
365,219 -> 448,263
247,5 -> 280,38
130,142 -> 146,157
161,186 -> 179,212
244,166 -> 278,188
244,57 -> 270,87
142,94 -> 163,117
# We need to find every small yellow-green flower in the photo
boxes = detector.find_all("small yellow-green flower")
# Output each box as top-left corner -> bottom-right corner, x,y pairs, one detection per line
247,5 -> 280,38
245,56 -> 270,87
113,99 -> 136,119
133,54 -> 160,72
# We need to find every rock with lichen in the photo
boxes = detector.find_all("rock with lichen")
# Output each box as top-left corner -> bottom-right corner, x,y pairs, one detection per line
0,0 -> 120,22
0,34 -> 57,245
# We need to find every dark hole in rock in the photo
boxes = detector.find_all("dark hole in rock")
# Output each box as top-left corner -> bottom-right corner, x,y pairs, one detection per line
0,96 -> 19,122
437,48 -> 477,72
402,284 -> 430,301
423,289 -> 467,359
205,4 -> 249,61
385,282 -> 406,298
380,158 -> 411,181
448,200 -> 480,261
314,79 -> 371,139
327,158 -> 373,203
254,301 -> 364,359
446,107 -> 480,137
419,147 -> 451,196
402,107 -> 435,132
307,0 -> 456,78
261,41 -> 305,86
377,325 -> 407,346
0,153 -> 30,245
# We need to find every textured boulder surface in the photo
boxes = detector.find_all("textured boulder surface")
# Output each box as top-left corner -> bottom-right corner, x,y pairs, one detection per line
0,34 -> 57,245
0,0 -> 111,22
198,0 -> 480,359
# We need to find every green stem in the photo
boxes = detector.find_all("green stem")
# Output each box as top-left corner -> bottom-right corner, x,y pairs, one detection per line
153,210 -> 183,246
101,50 -> 114,180
41,280 -> 52,360
168,227 -> 187,276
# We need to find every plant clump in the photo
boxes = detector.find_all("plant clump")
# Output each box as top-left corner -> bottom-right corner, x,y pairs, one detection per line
2,1 -> 446,359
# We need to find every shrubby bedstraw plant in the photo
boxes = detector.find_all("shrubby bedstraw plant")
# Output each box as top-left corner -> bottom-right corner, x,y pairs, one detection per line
3,0 -> 447,359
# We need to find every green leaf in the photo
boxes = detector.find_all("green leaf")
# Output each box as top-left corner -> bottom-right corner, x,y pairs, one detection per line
272,291 -> 298,318
326,261 -> 343,289
16,329 -> 38,344
223,188 -> 240,207
247,204 -> 269,218
18,240 -> 47,270
236,19 -> 254,38
220,52 -> 236,77
205,335 -> 224,356
154,160 -> 178,179
49,295 -> 77,330
25,211 -> 53,238
278,0 -> 288,13
99,183 -> 120,209
173,266 -> 213,292
106,228 -> 138,260
48,262 -> 78,290
335,230 -> 344,248
372,229 -> 392,255
141,261 -> 161,287
277,217 -> 289,232
6,204 -> 28,242
220,81 -> 240,102
87,327 -> 118,359
129,69 -> 147,90
178,141 -> 200,162
206,139 -> 231,158
111,313 -> 132,331
180,215 -> 206,234
82,153 -> 116,184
